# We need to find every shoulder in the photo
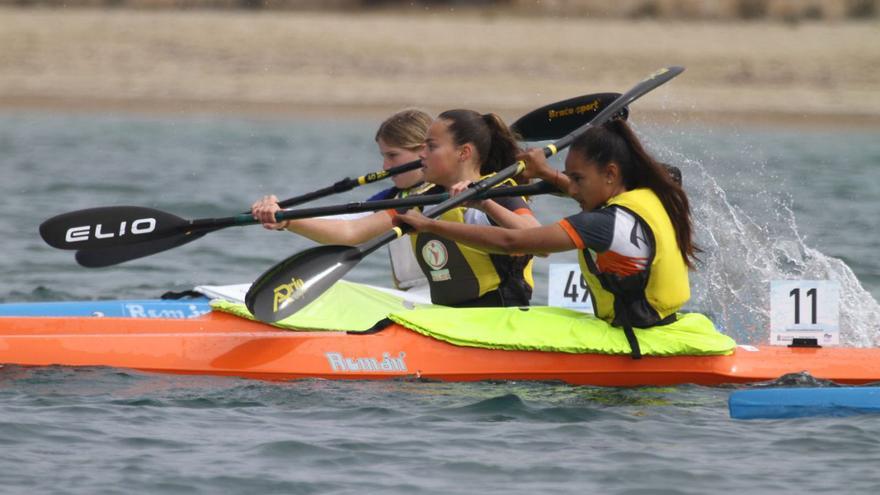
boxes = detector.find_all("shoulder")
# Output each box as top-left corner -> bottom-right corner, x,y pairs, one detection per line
408,182 -> 435,195
564,206 -> 618,230
366,187 -> 399,201
560,206 -> 631,252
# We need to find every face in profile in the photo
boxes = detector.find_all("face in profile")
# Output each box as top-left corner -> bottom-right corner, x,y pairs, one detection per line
419,119 -> 461,186
564,150 -> 614,211
378,138 -> 424,189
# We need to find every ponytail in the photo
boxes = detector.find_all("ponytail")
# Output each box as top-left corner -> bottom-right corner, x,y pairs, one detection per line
480,113 -> 520,174
438,109 -> 520,176
570,119 -> 700,268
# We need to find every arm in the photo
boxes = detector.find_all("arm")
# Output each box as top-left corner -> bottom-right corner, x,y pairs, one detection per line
396,209 -> 575,255
251,194 -> 393,245
283,213 -> 394,245
518,147 -> 571,193
447,181 -> 541,230
480,199 -> 541,229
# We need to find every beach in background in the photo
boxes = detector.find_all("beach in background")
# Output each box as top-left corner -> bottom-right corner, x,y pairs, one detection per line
1,5 -> 878,126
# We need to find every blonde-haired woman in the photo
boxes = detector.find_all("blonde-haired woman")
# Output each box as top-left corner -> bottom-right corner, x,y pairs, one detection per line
253,109 -> 432,291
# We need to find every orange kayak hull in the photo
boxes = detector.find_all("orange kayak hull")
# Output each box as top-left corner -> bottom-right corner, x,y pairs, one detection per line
1,311 -> 877,386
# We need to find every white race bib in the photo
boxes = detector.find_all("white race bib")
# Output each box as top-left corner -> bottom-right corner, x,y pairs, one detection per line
547,263 -> 594,313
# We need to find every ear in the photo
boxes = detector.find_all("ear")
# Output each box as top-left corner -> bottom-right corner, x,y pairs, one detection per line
459,143 -> 474,163
605,162 -> 621,184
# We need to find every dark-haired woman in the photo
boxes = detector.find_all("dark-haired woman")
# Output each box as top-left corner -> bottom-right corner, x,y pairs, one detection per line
395,119 -> 698,355
252,109 -> 540,307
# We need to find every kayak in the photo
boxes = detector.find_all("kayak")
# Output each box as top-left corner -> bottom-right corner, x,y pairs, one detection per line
2,290 -> 880,387
729,387 -> 880,419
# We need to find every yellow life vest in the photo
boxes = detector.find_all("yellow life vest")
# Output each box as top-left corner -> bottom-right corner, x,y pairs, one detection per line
411,177 -> 534,306
578,188 -> 690,325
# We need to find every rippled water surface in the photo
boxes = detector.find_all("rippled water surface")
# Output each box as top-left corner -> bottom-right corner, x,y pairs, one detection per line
1,112 -> 879,493
4,366 -> 880,495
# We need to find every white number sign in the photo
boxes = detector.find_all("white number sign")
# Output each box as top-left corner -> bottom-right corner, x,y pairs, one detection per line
770,280 -> 839,346
547,263 -> 594,313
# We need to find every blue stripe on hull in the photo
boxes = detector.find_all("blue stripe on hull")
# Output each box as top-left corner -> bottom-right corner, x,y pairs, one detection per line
730,387 -> 880,419
0,299 -> 212,318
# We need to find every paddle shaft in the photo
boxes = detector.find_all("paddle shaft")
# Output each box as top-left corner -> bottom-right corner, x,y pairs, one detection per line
70,182 -> 559,268
273,159 -> 422,210
184,180 -> 559,235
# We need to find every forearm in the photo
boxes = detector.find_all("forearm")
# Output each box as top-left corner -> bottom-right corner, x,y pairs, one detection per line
284,212 -> 392,245
480,200 -> 541,229
539,167 -> 570,192
518,148 -> 571,193
423,221 -> 517,254
422,220 -> 574,255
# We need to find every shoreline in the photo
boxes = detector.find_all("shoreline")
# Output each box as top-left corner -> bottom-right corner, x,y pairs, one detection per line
1,8 -> 878,128
4,95 -> 879,130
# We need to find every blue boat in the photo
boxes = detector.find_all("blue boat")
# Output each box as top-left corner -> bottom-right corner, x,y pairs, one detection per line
729,387 -> 880,419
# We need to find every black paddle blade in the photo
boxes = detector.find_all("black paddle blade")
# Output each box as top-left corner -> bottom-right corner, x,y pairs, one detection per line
39,206 -> 188,250
245,244 -> 362,323
74,231 -> 207,268
511,92 -> 627,142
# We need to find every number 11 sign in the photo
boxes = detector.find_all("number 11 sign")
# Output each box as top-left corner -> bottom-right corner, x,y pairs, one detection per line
770,280 -> 840,346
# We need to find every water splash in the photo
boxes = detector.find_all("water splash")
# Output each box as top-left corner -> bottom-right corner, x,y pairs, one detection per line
650,129 -> 880,347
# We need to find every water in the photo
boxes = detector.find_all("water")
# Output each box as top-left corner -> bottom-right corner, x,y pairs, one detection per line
1,111 -> 880,493
3,368 -> 880,494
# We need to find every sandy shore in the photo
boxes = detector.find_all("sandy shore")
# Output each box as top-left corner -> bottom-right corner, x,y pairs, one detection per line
1,7 -> 879,126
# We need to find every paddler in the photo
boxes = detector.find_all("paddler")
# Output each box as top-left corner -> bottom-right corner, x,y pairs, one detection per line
253,109 -> 432,292
252,109 -> 540,307
394,118 -> 698,358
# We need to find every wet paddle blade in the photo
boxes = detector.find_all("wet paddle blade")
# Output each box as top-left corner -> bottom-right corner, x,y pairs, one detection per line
511,92 -> 626,142
245,244 -> 362,322
39,206 -> 189,250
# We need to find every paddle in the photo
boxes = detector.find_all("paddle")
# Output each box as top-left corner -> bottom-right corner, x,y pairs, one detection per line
511,92 -> 628,141
245,66 -> 685,322
41,159 -> 422,252
66,160 -> 420,268
72,182 -> 561,268
274,159 -> 424,209
42,92 -> 624,267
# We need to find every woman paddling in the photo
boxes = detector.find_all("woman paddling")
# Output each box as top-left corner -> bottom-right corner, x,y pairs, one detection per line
254,109 -> 433,291
252,109 -> 540,307
395,119 -> 698,356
